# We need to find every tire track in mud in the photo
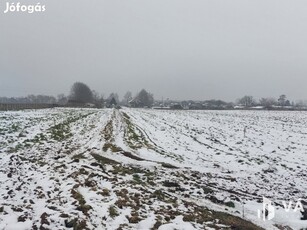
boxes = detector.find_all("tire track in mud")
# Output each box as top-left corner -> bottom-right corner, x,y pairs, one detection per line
100,109 -> 146,161
121,111 -> 186,163
125,110 -> 230,154
125,110 -> 231,166
120,111 -> 183,166
99,109 -> 179,169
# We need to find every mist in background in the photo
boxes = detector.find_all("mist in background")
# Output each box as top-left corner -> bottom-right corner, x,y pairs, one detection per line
1,0 -> 307,101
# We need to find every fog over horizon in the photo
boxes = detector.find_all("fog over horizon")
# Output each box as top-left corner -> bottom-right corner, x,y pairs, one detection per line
1,0 -> 307,102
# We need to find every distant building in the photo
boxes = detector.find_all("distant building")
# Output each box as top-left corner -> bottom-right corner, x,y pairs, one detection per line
170,104 -> 183,110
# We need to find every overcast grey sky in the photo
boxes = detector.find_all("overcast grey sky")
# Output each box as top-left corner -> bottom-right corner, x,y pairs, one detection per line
1,0 -> 307,101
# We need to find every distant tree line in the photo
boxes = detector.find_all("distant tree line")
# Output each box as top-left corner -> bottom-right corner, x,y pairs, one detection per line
1,82 -> 307,110
0,95 -> 57,104
236,94 -> 305,109
0,82 -> 155,109
153,94 -> 307,110
68,82 -> 154,108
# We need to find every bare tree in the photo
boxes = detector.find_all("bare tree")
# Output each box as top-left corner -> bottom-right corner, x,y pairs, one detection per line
123,91 -> 132,105
69,82 -> 93,103
278,94 -> 286,106
238,96 -> 255,107
92,90 -> 104,107
278,95 -> 291,107
57,94 -> 68,105
259,97 -> 276,108
295,100 -> 307,108
132,89 -> 154,108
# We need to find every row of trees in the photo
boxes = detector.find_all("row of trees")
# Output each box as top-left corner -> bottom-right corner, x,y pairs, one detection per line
2,82 -> 306,109
237,94 -> 298,108
0,82 -> 155,108
0,95 -> 57,104
68,82 -> 154,108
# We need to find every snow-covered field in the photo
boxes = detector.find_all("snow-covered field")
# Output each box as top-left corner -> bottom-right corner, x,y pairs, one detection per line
0,108 -> 306,230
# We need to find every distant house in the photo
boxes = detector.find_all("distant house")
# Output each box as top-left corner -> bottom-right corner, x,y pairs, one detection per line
170,104 -> 183,110
234,105 -> 244,109
128,98 -> 143,108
